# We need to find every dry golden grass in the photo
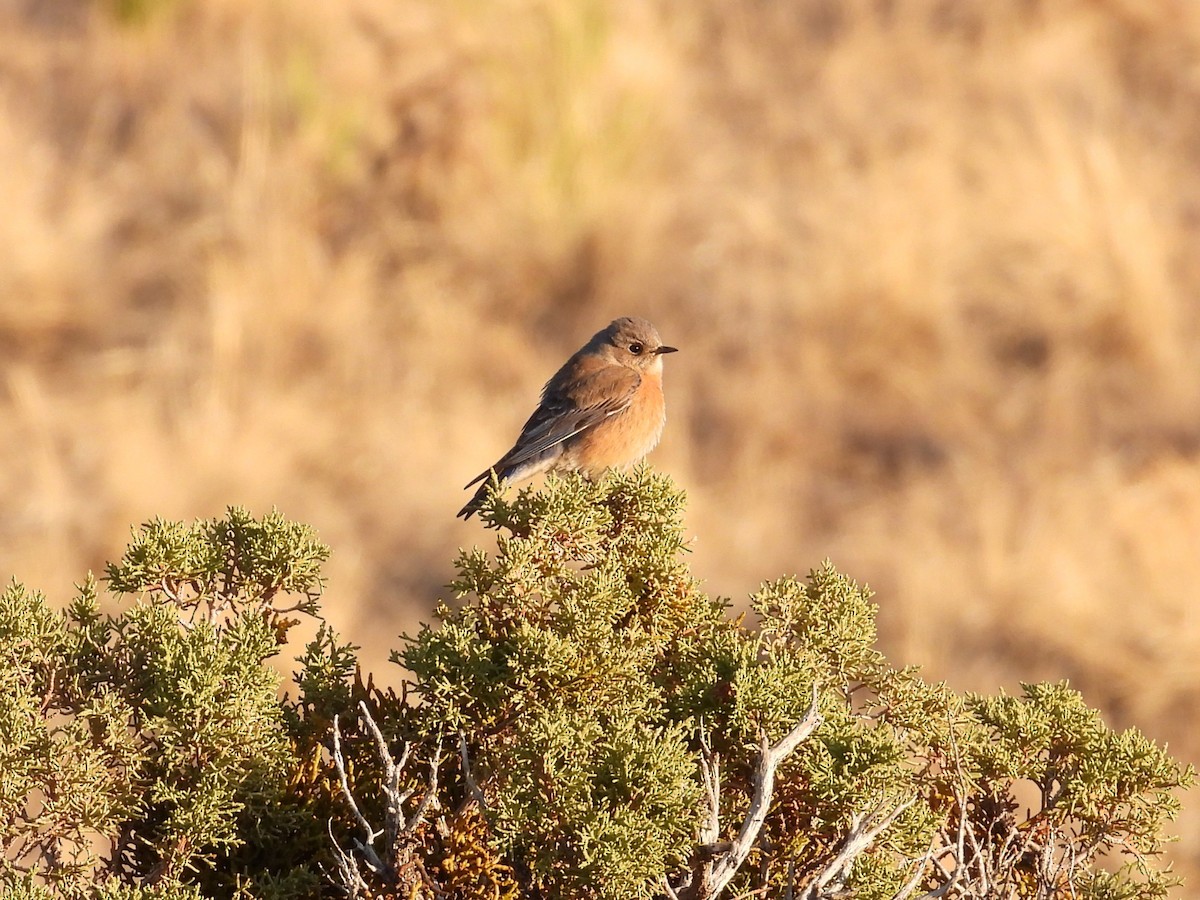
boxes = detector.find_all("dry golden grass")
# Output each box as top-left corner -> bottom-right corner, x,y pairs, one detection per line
3,0 -> 1200,879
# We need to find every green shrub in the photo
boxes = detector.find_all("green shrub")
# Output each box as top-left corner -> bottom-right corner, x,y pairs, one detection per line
0,510 -> 338,897
0,476 -> 1191,899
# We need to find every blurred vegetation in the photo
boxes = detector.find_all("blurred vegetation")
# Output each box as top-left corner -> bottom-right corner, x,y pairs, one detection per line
1,487 -> 1192,898
2,0 -> 1200,883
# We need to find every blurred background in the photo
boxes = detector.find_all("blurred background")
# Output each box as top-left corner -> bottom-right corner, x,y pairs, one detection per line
3,0 -> 1199,879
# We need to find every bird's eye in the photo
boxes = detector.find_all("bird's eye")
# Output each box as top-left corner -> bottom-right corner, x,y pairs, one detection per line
629,342 -> 644,355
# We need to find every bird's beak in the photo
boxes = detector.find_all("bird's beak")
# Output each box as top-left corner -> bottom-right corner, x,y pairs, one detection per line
656,345 -> 679,355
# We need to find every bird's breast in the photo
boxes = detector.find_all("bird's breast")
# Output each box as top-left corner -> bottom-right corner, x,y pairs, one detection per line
566,372 -> 667,476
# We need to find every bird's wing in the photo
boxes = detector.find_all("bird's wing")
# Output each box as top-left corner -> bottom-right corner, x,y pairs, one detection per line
464,367 -> 640,488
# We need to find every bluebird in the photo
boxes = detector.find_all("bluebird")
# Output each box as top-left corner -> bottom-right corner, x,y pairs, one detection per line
458,316 -> 678,519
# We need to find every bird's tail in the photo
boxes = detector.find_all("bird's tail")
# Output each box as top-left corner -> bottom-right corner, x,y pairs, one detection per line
457,485 -> 488,519
457,472 -> 503,520
458,455 -> 558,520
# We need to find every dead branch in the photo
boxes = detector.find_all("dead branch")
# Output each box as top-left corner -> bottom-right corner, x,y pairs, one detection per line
328,701 -> 441,898
457,729 -> 486,813
892,720 -> 1109,900
671,685 -> 823,900
797,798 -> 916,900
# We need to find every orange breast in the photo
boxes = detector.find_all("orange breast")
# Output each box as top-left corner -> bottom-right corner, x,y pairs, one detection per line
567,372 -> 667,477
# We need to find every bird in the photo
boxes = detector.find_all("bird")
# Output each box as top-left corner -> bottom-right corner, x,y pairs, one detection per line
458,316 -> 678,519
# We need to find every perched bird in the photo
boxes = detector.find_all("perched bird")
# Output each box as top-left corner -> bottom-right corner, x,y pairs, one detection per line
458,316 -> 678,519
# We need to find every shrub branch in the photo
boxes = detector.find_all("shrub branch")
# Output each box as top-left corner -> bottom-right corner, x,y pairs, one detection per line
671,686 -> 824,900
329,701 -> 441,898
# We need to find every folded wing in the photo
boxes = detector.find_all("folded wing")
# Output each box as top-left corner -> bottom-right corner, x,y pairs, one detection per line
464,366 -> 641,488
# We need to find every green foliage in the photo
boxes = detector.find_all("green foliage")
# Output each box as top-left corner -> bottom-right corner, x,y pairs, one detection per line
398,469 -> 1192,899
402,470 -> 714,899
0,480 -> 1192,899
0,509 -> 339,898
106,507 -> 328,620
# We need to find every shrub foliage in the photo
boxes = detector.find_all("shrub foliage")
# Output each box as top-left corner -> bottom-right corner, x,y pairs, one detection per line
0,474 -> 1191,899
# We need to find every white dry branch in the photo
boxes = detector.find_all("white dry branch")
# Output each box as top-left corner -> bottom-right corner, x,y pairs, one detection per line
796,798 -> 917,900
668,687 -> 825,900
457,728 -> 487,812
328,701 -> 442,898
665,686 -> 924,900
896,779 -> 1098,899
883,722 -> 1120,900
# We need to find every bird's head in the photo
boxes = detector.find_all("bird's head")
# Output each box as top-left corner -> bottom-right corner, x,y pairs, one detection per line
598,317 -> 678,372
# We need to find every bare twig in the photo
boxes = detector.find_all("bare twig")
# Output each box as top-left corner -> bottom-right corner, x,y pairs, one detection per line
326,818 -> 370,895
698,726 -> 721,845
458,729 -> 487,812
798,798 -> 916,900
900,716 -> 1104,900
328,703 -> 443,897
332,714 -> 382,848
671,685 -> 823,900
889,838 -> 956,900
709,686 -> 823,894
